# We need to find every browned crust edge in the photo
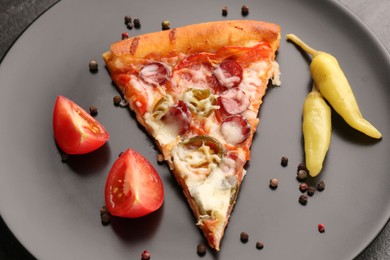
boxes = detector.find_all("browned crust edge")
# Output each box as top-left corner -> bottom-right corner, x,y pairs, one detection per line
103,20 -> 280,64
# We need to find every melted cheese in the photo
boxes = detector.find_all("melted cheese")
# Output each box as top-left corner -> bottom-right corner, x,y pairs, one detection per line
213,66 -> 240,88
182,90 -> 219,116
144,112 -> 178,145
129,76 -> 155,109
220,121 -> 244,145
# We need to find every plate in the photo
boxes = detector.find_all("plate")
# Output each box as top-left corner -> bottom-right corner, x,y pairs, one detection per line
0,0 -> 389,259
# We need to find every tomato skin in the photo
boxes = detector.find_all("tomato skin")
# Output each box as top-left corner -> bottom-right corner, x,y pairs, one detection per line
105,149 -> 164,218
53,96 -> 109,154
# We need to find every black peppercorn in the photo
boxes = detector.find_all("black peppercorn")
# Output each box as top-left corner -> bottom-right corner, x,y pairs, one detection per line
307,186 -> 315,196
141,250 -> 151,260
113,95 -> 122,106
222,6 -> 228,16
241,5 -> 249,16
317,180 -> 325,191
89,60 -> 98,72
100,206 -> 111,226
89,105 -> 98,116
281,156 -> 288,167
126,22 -> 133,30
197,243 -> 207,256
162,20 -> 170,30
256,241 -> 264,250
269,178 -> 278,189
299,195 -> 308,205
297,169 -> 308,181
124,15 -> 132,24
240,232 -> 249,243
299,183 -> 308,193
297,162 -> 307,171
134,18 -> 141,29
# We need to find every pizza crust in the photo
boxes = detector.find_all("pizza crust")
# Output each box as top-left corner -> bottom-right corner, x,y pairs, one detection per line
103,20 -> 280,64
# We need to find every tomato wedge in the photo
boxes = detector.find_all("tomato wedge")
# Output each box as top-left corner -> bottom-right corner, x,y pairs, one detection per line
53,96 -> 109,154
105,149 -> 164,218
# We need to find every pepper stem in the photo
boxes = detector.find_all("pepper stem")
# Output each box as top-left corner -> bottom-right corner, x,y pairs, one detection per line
286,34 -> 320,57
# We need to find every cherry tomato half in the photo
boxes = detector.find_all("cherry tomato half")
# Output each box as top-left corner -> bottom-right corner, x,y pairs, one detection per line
52,96 -> 109,154
105,149 -> 164,218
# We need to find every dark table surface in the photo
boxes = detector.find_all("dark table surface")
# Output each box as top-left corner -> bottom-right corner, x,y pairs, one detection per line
0,0 -> 389,259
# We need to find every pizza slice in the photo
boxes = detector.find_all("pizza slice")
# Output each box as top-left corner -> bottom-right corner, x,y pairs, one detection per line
103,20 -> 281,251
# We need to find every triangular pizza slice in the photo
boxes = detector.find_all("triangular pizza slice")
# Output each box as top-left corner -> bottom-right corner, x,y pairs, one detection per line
103,20 -> 281,251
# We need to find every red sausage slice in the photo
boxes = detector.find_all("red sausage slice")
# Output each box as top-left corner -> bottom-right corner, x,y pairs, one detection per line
220,115 -> 250,145
218,88 -> 250,116
213,60 -> 243,88
140,62 -> 170,85
163,101 -> 192,134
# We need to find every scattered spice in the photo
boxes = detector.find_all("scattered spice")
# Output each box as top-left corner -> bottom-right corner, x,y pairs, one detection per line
299,183 -> 308,193
222,6 -> 228,16
134,18 -> 141,29
161,20 -> 170,30
296,169 -> 308,181
299,195 -> 308,205
281,156 -> 288,167
240,232 -> 249,243
269,178 -> 278,189
119,99 -> 129,108
256,241 -> 264,250
126,22 -> 133,30
100,206 -> 111,226
121,32 -> 129,40
317,180 -> 325,191
197,243 -> 207,256
241,5 -> 249,16
89,105 -> 98,116
89,60 -> 98,72
141,250 -> 151,260
157,154 -> 164,163
124,15 -> 132,24
113,95 -> 122,106
318,223 -> 325,233
297,162 -> 307,172
307,186 -> 315,196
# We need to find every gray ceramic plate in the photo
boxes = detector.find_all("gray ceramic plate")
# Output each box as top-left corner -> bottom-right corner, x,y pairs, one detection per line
0,0 -> 389,259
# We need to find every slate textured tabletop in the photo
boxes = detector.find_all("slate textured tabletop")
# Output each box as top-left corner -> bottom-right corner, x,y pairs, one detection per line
0,0 -> 389,259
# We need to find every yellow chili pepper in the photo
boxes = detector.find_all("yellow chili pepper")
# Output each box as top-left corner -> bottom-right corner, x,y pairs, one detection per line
303,85 -> 331,177
287,34 -> 382,139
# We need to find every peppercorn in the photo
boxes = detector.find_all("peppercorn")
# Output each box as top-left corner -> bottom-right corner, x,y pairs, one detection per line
297,162 -> 307,172
240,232 -> 249,243
100,206 -> 111,226
124,15 -> 132,24
317,180 -> 325,191
126,22 -> 133,30
157,154 -> 164,163
134,18 -> 141,29
89,105 -> 98,116
161,20 -> 170,30
197,243 -> 207,256
241,5 -> 249,16
141,250 -> 151,260
297,169 -> 308,181
307,186 -> 315,196
89,60 -> 98,72
269,178 -> 278,189
299,183 -> 308,193
222,6 -> 228,16
280,156 -> 288,167
299,195 -> 308,205
121,32 -> 129,40
256,241 -> 264,250
113,95 -> 122,106
318,223 -> 325,233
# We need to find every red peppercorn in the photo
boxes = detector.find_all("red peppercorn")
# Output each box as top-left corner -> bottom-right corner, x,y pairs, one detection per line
121,32 -> 129,40
141,250 -> 151,260
318,223 -> 325,233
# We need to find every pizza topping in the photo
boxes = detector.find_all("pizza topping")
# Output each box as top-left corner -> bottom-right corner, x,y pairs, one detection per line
183,88 -> 218,117
220,115 -> 250,145
163,101 -> 192,135
213,60 -> 243,88
151,95 -> 174,120
140,62 -> 170,86
218,88 -> 250,116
